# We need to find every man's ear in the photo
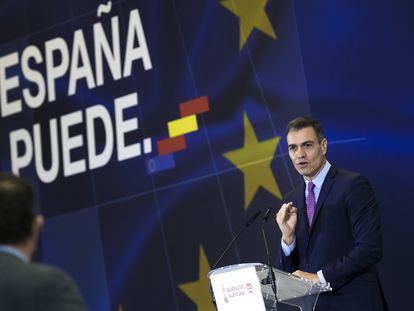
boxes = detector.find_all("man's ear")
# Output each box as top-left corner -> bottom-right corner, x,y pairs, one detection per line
322,138 -> 328,154
23,215 -> 45,261
33,215 -> 44,235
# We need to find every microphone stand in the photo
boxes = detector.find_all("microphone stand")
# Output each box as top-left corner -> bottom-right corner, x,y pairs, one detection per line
209,210 -> 261,309
262,207 -> 279,308
211,210 -> 261,270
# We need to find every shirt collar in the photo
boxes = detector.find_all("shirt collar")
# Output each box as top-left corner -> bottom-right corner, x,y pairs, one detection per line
304,160 -> 331,189
0,245 -> 29,262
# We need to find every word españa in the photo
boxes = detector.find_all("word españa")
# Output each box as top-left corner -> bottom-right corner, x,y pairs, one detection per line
0,9 -> 152,117
0,10 -> 152,117
0,8 -> 154,183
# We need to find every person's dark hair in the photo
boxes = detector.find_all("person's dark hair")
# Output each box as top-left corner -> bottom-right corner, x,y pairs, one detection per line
286,116 -> 325,143
0,173 -> 35,244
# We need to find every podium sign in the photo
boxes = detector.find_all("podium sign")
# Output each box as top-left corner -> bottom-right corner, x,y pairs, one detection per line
209,263 -> 332,311
210,265 -> 266,311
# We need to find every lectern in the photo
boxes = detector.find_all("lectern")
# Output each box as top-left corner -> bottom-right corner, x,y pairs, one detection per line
209,263 -> 332,311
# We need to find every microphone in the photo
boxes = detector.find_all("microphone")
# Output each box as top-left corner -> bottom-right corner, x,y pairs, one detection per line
263,206 -> 272,223
211,210 -> 261,270
210,210 -> 261,310
261,207 -> 279,305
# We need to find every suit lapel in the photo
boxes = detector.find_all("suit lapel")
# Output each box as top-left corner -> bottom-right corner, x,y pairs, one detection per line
309,166 -> 337,235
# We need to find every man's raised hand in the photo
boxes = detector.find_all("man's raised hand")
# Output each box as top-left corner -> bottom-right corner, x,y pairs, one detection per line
276,202 -> 297,245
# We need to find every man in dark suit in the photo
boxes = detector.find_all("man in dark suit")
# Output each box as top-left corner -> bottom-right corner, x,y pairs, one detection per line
275,116 -> 386,310
0,173 -> 88,311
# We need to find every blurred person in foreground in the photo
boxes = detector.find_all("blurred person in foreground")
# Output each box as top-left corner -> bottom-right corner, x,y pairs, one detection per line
0,173 -> 88,311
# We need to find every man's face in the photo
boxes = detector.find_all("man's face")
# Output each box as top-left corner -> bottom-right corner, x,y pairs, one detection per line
287,126 -> 327,180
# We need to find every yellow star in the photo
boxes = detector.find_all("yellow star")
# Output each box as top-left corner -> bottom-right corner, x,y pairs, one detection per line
223,112 -> 282,209
221,0 -> 276,49
178,245 -> 215,311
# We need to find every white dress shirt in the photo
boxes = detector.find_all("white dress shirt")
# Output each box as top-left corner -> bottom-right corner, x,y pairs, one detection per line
280,161 -> 331,285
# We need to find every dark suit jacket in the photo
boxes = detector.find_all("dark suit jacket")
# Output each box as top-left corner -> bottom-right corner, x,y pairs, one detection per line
0,251 -> 88,311
276,166 -> 386,311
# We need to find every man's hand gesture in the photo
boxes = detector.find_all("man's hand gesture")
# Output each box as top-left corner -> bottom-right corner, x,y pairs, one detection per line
276,202 -> 297,245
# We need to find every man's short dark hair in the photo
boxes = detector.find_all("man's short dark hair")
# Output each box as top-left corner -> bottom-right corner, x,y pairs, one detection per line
286,116 -> 325,143
0,174 -> 35,244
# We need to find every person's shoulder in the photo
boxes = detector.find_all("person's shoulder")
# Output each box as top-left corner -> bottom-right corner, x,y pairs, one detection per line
30,262 -> 88,310
0,253 -> 48,278
30,262 -> 73,284
331,166 -> 373,192
331,166 -> 367,181
0,258 -> 74,293
0,257 -> 87,310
